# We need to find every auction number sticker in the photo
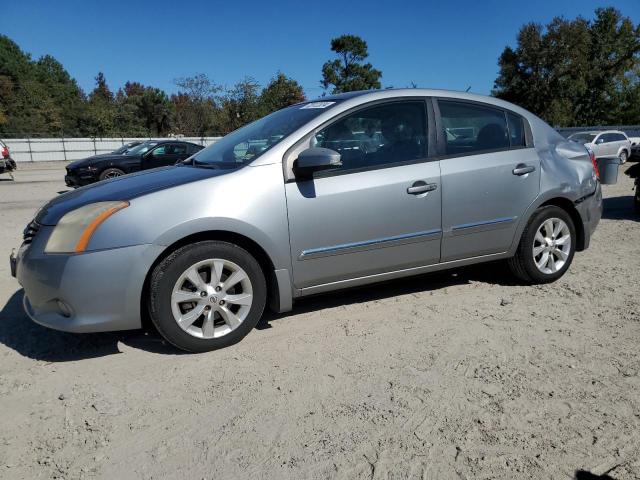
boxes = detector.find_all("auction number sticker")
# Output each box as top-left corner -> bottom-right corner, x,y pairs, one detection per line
300,101 -> 335,109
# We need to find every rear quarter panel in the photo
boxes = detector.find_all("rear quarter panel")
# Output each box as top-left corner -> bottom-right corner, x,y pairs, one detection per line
507,117 -> 598,254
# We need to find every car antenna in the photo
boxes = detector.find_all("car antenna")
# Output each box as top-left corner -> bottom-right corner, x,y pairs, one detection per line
465,86 -> 471,92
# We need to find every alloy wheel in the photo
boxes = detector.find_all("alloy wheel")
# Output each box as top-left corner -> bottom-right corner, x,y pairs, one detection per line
532,218 -> 571,274
620,151 -> 627,164
170,258 -> 253,339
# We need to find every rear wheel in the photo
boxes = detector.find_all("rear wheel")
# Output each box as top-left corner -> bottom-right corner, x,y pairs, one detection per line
99,168 -> 125,180
148,241 -> 266,352
620,151 -> 628,164
508,206 -> 576,284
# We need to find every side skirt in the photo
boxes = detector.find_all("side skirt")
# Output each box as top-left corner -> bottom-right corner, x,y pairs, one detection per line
295,251 -> 511,298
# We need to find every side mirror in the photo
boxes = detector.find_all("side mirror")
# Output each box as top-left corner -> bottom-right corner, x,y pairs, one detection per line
596,138 -> 604,144
293,147 -> 342,178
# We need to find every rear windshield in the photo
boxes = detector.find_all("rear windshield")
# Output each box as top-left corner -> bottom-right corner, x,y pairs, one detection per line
191,101 -> 340,167
568,133 -> 596,144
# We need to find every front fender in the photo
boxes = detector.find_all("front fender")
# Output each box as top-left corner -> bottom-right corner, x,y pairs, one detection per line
152,216 -> 288,270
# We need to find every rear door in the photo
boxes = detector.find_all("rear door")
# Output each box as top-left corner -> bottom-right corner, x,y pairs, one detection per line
614,133 -> 629,157
599,133 -> 617,158
437,99 -> 540,261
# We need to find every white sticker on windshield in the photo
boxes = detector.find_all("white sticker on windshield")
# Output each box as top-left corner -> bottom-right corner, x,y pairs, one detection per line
300,101 -> 335,109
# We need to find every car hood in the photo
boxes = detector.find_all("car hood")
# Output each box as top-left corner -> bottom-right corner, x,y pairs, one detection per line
67,154 -> 127,169
36,165 -> 235,225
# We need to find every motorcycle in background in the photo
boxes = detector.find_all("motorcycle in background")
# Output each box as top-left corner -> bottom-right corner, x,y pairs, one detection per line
0,139 -> 17,180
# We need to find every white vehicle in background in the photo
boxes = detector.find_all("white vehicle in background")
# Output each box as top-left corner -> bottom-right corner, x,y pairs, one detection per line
629,137 -> 640,160
568,130 -> 632,164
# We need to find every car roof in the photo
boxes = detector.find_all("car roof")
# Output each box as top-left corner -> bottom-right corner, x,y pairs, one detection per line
571,130 -> 626,135
146,139 -> 201,146
306,88 -> 540,120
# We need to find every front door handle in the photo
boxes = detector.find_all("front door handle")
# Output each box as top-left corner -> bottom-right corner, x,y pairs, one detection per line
512,164 -> 535,176
407,182 -> 438,195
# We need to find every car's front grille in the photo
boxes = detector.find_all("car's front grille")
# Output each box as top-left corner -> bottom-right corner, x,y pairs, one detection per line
23,221 -> 40,245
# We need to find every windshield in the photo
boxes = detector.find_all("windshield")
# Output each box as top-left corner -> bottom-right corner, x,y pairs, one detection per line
191,101 -> 340,166
126,141 -> 158,156
112,145 -> 128,154
112,142 -> 140,154
568,133 -> 596,144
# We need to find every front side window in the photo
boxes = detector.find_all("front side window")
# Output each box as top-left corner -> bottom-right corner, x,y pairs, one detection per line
166,143 -> 187,155
313,101 -> 427,172
151,145 -> 167,156
439,101 -> 509,155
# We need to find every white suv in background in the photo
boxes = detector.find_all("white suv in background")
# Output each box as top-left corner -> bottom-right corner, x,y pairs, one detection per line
568,130 -> 632,164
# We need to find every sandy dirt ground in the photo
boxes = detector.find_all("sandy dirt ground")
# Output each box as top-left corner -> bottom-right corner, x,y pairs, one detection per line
0,162 -> 638,480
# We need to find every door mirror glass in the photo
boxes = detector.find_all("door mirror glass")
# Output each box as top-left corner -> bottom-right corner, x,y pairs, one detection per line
596,137 -> 605,144
294,147 -> 342,178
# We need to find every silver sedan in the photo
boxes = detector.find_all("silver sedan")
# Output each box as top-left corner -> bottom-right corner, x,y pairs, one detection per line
11,89 -> 602,352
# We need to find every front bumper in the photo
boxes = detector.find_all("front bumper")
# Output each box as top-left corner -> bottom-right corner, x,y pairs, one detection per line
13,227 -> 164,333
65,169 -> 97,187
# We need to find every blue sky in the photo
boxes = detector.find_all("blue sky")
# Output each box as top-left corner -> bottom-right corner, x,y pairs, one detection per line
3,0 -> 637,98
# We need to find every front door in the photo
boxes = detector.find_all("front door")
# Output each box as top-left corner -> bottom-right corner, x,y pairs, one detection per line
142,143 -> 183,169
437,99 -> 541,262
285,100 -> 442,289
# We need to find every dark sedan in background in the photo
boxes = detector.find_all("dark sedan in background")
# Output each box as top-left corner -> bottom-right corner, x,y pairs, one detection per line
65,140 -> 204,186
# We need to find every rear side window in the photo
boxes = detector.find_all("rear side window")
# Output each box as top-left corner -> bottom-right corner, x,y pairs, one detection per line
507,112 -> 526,147
438,101 -> 509,155
313,101 -> 427,172
614,133 -> 627,141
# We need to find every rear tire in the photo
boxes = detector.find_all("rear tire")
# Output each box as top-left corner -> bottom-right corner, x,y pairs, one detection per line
99,168 -> 125,180
620,151 -> 628,164
148,241 -> 267,353
508,206 -> 576,284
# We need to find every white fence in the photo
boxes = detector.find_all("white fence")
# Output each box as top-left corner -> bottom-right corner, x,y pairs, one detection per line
5,137 -> 222,162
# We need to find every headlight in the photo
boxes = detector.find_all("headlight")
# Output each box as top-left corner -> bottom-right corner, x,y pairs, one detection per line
45,201 -> 129,253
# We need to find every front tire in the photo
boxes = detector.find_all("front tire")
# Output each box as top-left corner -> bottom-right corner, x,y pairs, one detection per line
508,206 -> 576,284
99,167 -> 125,181
149,241 -> 267,352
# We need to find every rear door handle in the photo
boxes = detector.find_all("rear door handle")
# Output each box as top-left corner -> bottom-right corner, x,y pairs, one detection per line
407,182 -> 438,195
512,164 -> 535,176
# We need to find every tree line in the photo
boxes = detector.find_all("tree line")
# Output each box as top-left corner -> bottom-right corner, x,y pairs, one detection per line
0,6 -> 638,138
493,7 -> 639,126
0,33 -> 307,138
0,32 -> 381,138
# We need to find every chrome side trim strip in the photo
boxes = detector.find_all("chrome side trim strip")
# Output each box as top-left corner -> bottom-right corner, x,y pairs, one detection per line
298,251 -> 509,296
450,216 -> 516,236
299,229 -> 442,261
